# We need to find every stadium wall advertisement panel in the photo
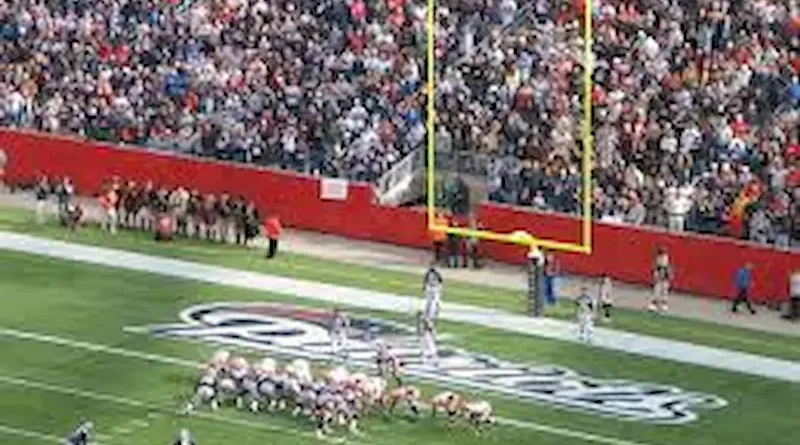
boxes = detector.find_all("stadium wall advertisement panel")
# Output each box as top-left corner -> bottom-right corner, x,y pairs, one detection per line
1,130 -> 797,302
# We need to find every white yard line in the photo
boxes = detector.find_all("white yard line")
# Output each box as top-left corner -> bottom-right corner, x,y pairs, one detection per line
0,327 -> 658,445
0,374 -> 352,445
1,231 -> 798,383
0,424 -> 64,443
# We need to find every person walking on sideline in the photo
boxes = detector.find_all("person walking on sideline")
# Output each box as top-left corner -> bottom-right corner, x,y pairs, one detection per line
732,263 -> 756,314
430,212 -> 448,264
264,215 -> 282,259
34,175 -> 50,224
543,253 -> 560,305
98,186 -> 119,234
783,270 -> 800,320
598,276 -> 614,322
650,246 -> 672,312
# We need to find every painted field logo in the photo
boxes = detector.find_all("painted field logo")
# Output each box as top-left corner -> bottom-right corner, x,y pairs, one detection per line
129,302 -> 727,424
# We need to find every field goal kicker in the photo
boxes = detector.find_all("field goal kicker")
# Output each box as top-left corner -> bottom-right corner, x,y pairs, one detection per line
424,0 -> 595,256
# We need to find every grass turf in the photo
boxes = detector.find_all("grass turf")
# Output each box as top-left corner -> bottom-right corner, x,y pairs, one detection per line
0,205 -> 798,362
0,248 -> 799,445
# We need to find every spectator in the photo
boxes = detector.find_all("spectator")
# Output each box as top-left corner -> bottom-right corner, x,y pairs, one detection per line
0,0 -> 797,251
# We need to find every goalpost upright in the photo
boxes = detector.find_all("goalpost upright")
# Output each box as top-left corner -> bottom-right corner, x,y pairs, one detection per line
426,0 -> 595,256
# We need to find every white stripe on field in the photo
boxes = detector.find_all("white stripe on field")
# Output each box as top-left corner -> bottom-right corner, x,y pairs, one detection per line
0,424 -> 62,443
0,327 -> 658,445
0,327 -> 199,368
1,231 -> 799,383
0,375 -> 349,445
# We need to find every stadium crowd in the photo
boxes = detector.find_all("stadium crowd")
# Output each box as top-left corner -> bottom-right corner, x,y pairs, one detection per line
1,0 -> 799,247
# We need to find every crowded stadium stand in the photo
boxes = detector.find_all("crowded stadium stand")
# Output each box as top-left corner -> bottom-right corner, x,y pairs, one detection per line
1,0 -> 798,247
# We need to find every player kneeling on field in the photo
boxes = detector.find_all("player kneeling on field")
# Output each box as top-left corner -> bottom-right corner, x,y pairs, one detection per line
463,400 -> 494,432
430,391 -> 464,421
381,386 -> 422,418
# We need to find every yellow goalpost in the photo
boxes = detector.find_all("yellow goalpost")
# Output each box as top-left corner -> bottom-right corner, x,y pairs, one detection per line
425,0 -> 595,255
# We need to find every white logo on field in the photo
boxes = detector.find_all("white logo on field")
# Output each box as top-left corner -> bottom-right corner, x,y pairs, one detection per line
128,303 -> 728,424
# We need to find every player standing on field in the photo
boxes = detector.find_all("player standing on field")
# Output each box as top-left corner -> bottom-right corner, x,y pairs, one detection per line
418,312 -> 439,366
599,275 -> 614,322
330,307 -> 350,363
575,287 -> 596,343
423,262 -> 443,322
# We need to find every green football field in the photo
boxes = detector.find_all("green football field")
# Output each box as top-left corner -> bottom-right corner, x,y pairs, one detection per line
0,207 -> 799,445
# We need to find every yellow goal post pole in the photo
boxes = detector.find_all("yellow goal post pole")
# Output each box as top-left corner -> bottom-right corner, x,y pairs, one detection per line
426,0 -> 437,231
425,0 -> 594,255
581,0 -> 595,254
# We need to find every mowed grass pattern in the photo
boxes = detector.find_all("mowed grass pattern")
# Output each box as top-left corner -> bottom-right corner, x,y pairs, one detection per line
0,249 -> 799,445
0,206 -> 799,362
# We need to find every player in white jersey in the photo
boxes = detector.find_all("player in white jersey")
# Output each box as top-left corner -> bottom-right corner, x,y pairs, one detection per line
422,264 -> 443,322
575,287 -> 596,343
172,428 -> 196,445
418,315 -> 439,367
329,308 -> 350,363
598,275 -> 614,322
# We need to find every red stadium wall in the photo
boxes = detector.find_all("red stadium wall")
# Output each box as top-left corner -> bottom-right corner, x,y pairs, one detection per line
1,129 -> 797,303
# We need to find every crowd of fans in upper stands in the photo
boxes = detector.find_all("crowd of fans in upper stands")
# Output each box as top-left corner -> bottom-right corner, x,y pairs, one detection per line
1,0 -> 798,247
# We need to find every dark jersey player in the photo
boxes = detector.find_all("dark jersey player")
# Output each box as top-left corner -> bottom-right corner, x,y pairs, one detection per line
65,420 -> 93,445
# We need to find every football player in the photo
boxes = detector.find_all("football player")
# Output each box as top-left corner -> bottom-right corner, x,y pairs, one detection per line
463,400 -> 494,432
329,308 -> 350,363
419,316 -> 439,367
253,370 -> 281,412
599,275 -> 614,322
337,385 -> 363,434
430,391 -> 464,420
375,342 -> 404,386
575,287 -> 596,343
359,376 -> 386,412
422,263 -> 443,322
381,386 -> 422,417
208,349 -> 231,372
184,369 -> 219,413
313,390 -> 337,439
64,420 -> 93,445
172,428 -> 196,445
